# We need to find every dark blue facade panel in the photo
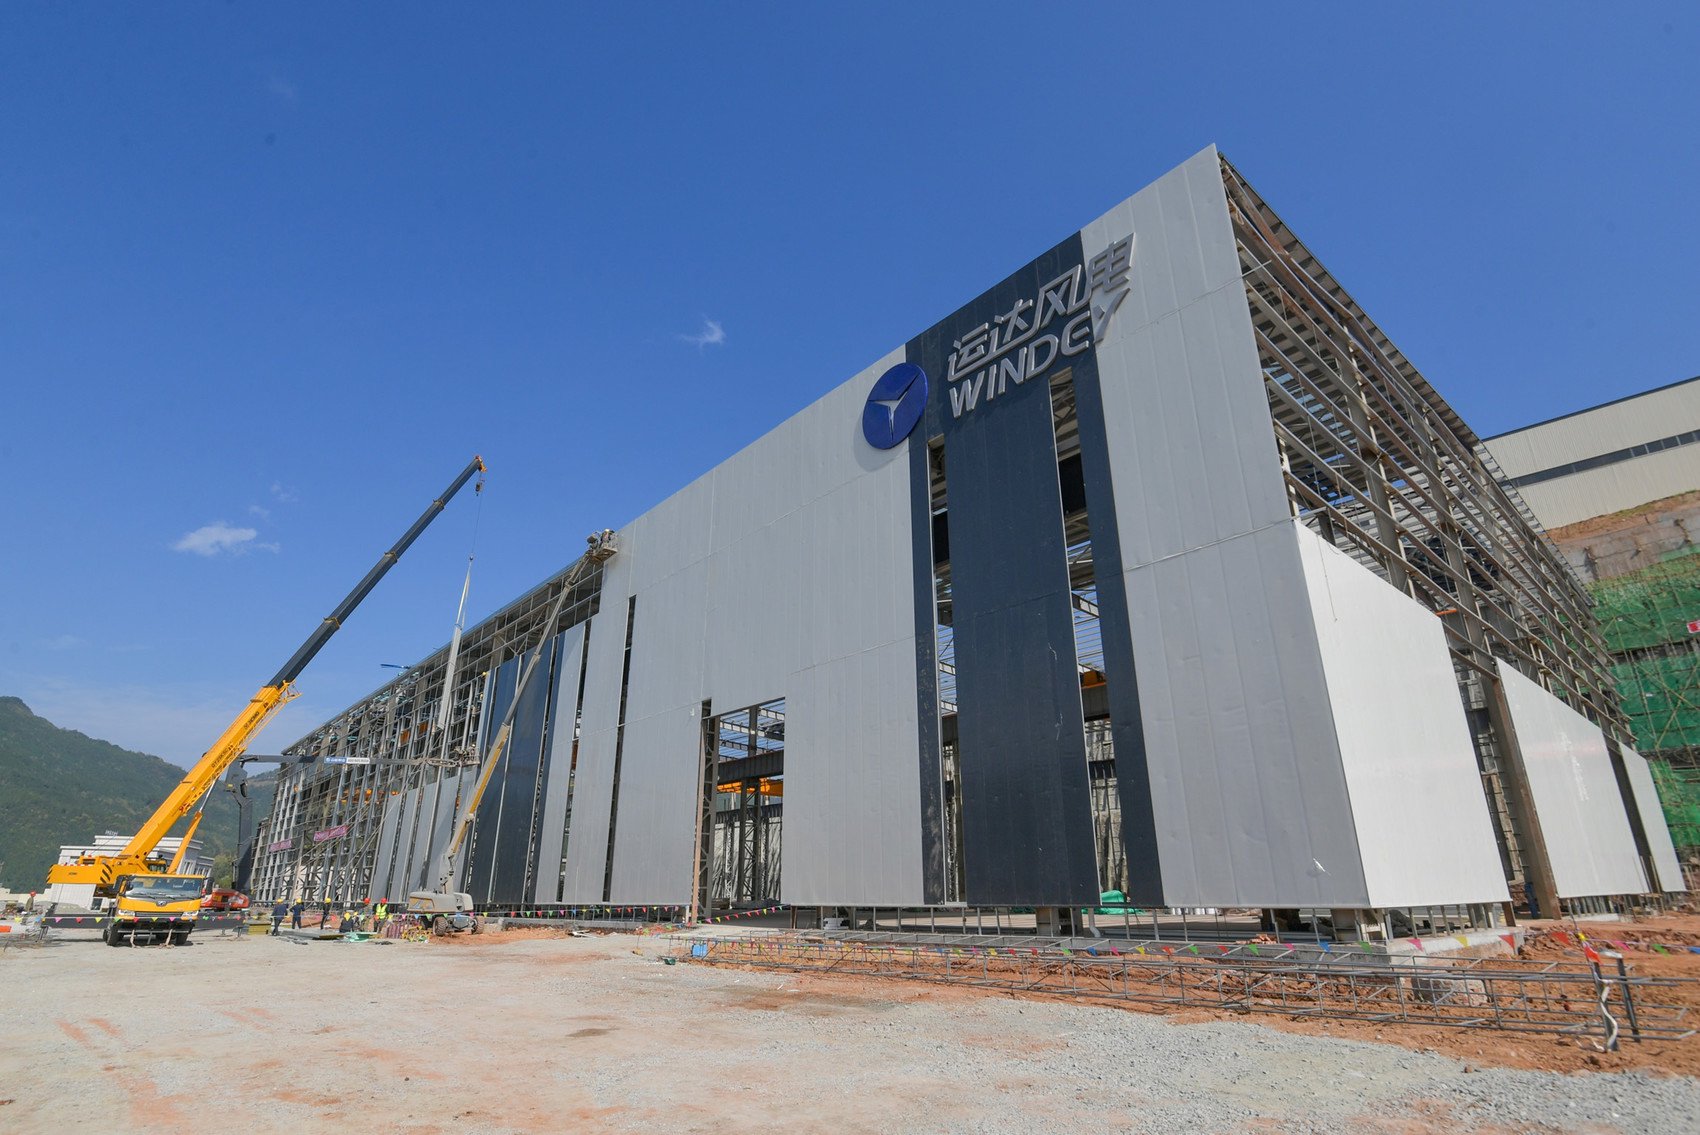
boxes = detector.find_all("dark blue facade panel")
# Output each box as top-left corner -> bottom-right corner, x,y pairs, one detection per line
909,235 -> 1101,907
487,638 -> 558,907
908,433 -> 946,903
1068,348 -> 1164,905
466,659 -> 517,902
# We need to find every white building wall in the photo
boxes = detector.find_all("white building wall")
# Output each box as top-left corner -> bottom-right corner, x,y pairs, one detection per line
1488,379 -> 1700,474
1512,446 -> 1700,530
1496,661 -> 1647,897
1484,377 -> 1700,528
1296,527 -> 1510,907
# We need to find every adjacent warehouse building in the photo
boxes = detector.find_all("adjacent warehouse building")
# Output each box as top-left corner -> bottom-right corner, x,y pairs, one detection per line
253,147 -> 1683,936
1486,377 -> 1700,884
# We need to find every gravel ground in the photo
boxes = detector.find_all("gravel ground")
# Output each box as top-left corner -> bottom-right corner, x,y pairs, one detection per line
2,928 -> 1696,1134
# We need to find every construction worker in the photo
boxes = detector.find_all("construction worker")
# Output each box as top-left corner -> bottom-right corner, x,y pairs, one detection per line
289,899 -> 304,929
375,899 -> 388,931
270,900 -> 287,935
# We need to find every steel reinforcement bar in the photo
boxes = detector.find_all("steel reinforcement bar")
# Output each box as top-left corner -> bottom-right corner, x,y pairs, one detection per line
673,935 -> 1696,1040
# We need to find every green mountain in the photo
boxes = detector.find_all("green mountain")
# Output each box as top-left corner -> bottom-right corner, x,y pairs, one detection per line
0,696 -> 275,891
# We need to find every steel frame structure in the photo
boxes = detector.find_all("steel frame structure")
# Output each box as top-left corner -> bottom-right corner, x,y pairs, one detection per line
1222,158 -> 1629,917
698,699 -> 785,911
249,552 -> 607,904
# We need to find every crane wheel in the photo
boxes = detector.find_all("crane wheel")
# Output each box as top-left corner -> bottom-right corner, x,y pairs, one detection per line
469,917 -> 481,935
432,915 -> 448,937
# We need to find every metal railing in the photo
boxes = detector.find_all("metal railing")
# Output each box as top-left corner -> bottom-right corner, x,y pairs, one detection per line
673,934 -> 1696,1042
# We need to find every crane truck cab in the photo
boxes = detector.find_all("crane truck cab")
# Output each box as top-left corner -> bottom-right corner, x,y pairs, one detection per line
405,890 -> 482,936
106,873 -> 205,946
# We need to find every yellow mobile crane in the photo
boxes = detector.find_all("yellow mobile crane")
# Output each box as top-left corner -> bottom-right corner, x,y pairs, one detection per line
49,456 -> 487,946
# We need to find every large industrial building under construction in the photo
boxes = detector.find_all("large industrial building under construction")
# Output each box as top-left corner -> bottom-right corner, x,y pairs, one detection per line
251,147 -> 1684,938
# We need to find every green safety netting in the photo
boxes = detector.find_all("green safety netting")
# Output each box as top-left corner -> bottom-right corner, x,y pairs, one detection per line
1589,547 -> 1700,849
1649,761 -> 1700,852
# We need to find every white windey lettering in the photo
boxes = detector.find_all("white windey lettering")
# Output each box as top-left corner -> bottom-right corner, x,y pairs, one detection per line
945,234 -> 1134,421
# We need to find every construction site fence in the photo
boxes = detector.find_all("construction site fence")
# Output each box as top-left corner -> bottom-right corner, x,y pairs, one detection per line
671,933 -> 1697,1043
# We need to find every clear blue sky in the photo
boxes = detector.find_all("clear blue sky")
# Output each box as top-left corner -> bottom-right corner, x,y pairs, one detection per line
2,5 -> 1695,766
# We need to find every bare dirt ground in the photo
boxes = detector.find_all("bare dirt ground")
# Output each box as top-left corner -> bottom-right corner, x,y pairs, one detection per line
3,921 -> 1698,1134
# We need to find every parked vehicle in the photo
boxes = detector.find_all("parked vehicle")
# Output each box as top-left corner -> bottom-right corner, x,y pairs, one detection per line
199,889 -> 250,912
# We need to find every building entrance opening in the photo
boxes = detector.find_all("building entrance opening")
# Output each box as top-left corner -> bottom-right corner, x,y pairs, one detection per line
700,698 -> 784,911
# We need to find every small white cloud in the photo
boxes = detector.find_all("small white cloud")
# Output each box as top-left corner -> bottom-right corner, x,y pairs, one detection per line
679,317 -> 726,350
248,503 -> 271,519
269,481 -> 299,504
43,634 -> 86,651
173,522 -> 261,557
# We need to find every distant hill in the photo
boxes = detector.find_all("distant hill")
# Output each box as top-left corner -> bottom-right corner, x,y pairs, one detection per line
0,696 -> 275,891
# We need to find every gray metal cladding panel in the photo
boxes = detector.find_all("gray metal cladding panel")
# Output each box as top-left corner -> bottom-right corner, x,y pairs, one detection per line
369,795 -> 401,902
606,704 -> 701,904
423,773 -> 457,892
421,771 -> 464,894
1080,147 -> 1289,572
1078,151 -> 1362,908
466,658 -> 518,903
784,637 -> 927,906
608,560 -> 710,905
1497,661 -> 1647,898
1621,747 -> 1686,892
389,786 -> 423,904
911,236 -> 1099,907
534,625 -> 586,904
487,636 -> 558,907
584,348 -> 928,906
561,608 -> 628,904
1296,527 -> 1509,908
397,774 -> 436,898
1125,523 -> 1367,908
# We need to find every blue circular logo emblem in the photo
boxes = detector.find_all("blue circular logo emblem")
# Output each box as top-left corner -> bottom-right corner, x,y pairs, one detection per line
862,363 -> 928,449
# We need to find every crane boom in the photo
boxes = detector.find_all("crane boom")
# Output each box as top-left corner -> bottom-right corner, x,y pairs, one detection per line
266,456 -> 487,689
49,455 -> 486,893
